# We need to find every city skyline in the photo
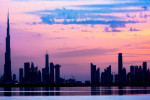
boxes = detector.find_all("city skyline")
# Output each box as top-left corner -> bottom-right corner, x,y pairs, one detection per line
0,0 -> 150,81
1,12 -> 150,84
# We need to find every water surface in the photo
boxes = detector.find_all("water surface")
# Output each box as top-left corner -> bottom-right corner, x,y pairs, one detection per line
0,86 -> 150,96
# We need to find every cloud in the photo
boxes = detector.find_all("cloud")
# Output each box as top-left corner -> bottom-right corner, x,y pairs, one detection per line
26,22 -> 37,25
48,37 -> 68,40
129,27 -> 140,31
81,30 -> 92,32
142,6 -> 148,10
140,12 -> 150,19
126,14 -> 136,18
40,15 -> 55,24
30,8 -> 142,19
104,27 -> 122,32
109,20 -> 126,28
111,28 -> 122,32
32,33 -> 42,38
25,0 -> 149,30
37,15 -> 138,27
76,1 -> 150,9
34,8 -> 124,22
27,7 -> 139,28
52,48 -> 118,58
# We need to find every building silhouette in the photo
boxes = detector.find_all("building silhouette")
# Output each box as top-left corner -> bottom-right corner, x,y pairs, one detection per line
50,62 -> 55,83
55,64 -> 61,83
101,65 -> 113,84
91,63 -> 100,84
37,70 -> 41,83
13,74 -> 17,83
42,53 -> 50,83
143,62 -> 147,82
118,53 -> 123,83
19,68 -> 23,83
122,68 -> 126,83
91,63 -> 96,84
24,62 -> 30,82
29,62 -> 38,83
2,12 -> 150,85
96,68 -> 100,84
3,11 -> 12,83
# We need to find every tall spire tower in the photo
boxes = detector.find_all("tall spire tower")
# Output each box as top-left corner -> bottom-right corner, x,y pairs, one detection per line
3,10 -> 12,83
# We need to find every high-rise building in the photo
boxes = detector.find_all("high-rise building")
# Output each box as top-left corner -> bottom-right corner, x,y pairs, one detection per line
130,65 -> 135,74
45,53 -> 50,83
143,62 -> 147,82
45,53 -> 49,70
24,62 -> 30,82
29,63 -> 38,83
13,74 -> 16,82
42,53 -> 50,83
91,63 -> 100,84
91,63 -> 96,84
96,68 -> 100,84
19,68 -> 23,83
101,65 -> 113,84
3,11 -> 12,83
42,68 -> 45,83
143,62 -> 147,73
50,62 -> 54,83
118,53 -> 123,83
55,64 -> 61,83
122,68 -> 126,83
37,70 -> 41,83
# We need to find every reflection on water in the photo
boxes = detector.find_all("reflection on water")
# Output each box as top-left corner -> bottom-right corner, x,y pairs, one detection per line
4,87 -> 12,96
0,86 -> 150,96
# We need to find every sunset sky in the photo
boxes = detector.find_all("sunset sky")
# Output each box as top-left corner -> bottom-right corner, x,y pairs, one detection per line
0,0 -> 150,81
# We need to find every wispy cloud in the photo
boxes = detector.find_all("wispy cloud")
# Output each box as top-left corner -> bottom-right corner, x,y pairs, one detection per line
52,48 -> 118,58
48,37 -> 68,40
76,1 -> 150,9
33,16 -> 139,27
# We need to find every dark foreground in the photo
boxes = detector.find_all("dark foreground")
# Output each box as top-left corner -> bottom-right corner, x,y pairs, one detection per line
0,83 -> 150,87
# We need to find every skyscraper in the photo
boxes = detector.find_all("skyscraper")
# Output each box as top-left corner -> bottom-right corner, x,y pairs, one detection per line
96,68 -> 100,84
37,70 -> 41,83
24,62 -> 30,82
45,53 -> 50,83
19,68 -> 23,83
118,53 -> 123,83
143,62 -> 147,73
3,11 -> 12,83
13,74 -> 16,82
91,63 -> 96,84
45,53 -> 49,70
50,62 -> 55,83
55,64 -> 61,83
101,65 -> 113,84
91,63 -> 100,84
143,62 -> 147,82
42,53 -> 50,83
